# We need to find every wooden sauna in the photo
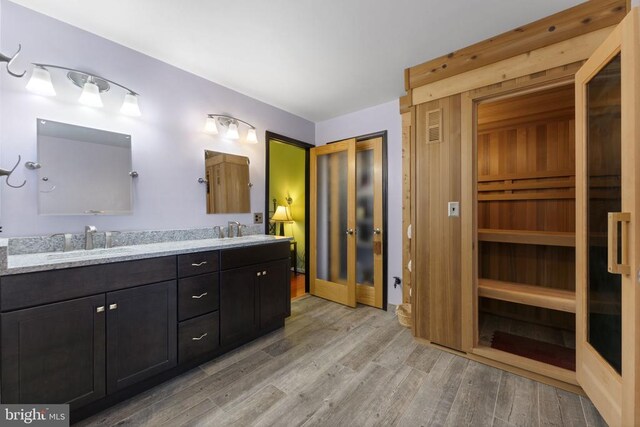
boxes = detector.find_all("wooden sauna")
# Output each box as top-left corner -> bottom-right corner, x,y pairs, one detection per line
475,84 -> 577,372
400,0 -> 633,396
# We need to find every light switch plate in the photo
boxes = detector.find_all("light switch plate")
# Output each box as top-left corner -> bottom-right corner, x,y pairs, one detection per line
254,212 -> 263,224
448,202 -> 460,217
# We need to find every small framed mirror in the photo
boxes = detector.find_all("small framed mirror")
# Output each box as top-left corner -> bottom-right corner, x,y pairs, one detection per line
205,150 -> 251,214
37,119 -> 133,215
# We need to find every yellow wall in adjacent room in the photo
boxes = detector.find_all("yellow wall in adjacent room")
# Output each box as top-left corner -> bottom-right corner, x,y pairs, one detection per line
268,140 -> 306,271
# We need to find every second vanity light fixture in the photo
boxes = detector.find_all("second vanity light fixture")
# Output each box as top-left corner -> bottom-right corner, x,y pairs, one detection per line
26,64 -> 142,117
205,114 -> 258,144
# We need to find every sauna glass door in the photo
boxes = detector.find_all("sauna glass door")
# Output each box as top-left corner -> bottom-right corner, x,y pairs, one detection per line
575,10 -> 640,426
310,139 -> 357,307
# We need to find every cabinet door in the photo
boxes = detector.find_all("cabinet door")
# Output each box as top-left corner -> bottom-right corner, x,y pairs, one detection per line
220,266 -> 257,346
106,281 -> 177,394
576,9 -> 640,426
258,259 -> 289,329
1,295 -> 106,409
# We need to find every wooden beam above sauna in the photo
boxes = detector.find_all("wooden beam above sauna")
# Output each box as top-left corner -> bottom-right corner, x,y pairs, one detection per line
404,0 -> 628,91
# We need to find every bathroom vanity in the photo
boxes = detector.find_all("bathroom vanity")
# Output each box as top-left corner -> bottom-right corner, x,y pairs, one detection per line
0,235 -> 290,421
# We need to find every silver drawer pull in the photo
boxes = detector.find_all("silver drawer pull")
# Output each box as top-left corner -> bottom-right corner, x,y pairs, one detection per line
257,272 -> 261,277
262,270 -> 267,275
191,261 -> 208,267
191,292 -> 208,299
109,303 -> 118,310
96,306 -> 105,313
192,333 -> 208,341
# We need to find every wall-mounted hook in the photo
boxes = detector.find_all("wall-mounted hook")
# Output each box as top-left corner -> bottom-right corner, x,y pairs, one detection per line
0,155 -> 26,188
129,171 -> 139,178
0,44 -> 26,78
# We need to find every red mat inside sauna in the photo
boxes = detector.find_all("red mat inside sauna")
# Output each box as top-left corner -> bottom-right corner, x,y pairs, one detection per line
491,331 -> 575,371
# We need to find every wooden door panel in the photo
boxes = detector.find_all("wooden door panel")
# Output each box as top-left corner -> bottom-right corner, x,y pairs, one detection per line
310,139 -> 357,307
414,95 -> 463,351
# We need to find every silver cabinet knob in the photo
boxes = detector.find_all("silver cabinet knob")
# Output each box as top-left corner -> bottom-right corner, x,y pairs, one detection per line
346,228 -> 354,235
257,272 -> 262,277
374,228 -> 381,235
109,303 -> 118,310
262,270 -> 267,275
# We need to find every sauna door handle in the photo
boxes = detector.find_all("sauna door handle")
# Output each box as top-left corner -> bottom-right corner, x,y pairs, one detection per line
608,212 -> 631,275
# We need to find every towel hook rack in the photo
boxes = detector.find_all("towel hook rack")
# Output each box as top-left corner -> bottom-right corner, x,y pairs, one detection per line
0,155 -> 26,188
0,44 -> 26,78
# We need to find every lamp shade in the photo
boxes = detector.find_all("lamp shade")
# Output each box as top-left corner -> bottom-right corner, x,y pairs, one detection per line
271,205 -> 293,222
120,93 -> 141,116
26,66 -> 56,96
246,128 -> 258,144
78,80 -> 103,108
226,122 -> 240,140
205,116 -> 219,134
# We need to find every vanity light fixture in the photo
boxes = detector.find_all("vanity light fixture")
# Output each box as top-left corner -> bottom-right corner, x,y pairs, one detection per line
26,64 -> 142,117
204,114 -> 258,144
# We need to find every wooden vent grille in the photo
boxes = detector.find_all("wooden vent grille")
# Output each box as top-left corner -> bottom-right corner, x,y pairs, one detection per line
426,108 -> 442,144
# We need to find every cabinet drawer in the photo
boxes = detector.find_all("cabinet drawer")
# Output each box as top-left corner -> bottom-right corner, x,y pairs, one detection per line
220,242 -> 290,270
178,274 -> 219,321
177,251 -> 219,277
0,256 -> 176,312
178,312 -> 220,364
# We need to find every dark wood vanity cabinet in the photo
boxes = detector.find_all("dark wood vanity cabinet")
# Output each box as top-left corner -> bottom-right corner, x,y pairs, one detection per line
106,281 -> 177,393
0,295 -> 106,409
0,241 -> 290,419
220,242 -> 290,346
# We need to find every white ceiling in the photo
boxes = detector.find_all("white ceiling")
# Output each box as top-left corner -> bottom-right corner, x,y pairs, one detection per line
9,0 -> 584,122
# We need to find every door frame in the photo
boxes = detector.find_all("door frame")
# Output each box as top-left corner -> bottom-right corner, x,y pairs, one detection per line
265,131 -> 314,294
326,130 -> 389,311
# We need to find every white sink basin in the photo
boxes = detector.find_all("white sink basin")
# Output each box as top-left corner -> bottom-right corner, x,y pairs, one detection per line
45,247 -> 134,260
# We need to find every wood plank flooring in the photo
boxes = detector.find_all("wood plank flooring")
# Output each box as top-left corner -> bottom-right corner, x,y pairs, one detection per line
76,296 -> 606,427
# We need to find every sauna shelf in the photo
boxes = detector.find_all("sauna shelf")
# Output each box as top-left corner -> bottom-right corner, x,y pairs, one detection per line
478,229 -> 575,247
478,279 -> 576,313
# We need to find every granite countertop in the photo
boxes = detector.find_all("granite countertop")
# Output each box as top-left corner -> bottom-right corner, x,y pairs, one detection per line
3,235 -> 292,276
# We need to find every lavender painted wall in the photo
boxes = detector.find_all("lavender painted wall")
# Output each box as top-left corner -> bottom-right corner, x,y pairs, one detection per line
315,100 -> 402,305
0,0 -> 314,237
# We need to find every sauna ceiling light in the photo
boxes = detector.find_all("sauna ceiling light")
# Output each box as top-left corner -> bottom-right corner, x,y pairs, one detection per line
205,114 -> 258,143
26,63 -> 141,116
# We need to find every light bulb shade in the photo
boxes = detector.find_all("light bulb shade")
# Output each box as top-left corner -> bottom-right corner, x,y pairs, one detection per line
78,81 -> 103,108
26,67 -> 56,96
120,93 -> 141,117
246,128 -> 258,144
271,205 -> 293,222
226,122 -> 240,140
205,116 -> 219,134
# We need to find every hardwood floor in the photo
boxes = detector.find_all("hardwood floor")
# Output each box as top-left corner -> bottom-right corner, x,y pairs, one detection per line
76,296 -> 606,427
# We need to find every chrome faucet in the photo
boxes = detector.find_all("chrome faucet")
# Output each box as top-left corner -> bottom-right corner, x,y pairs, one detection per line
213,225 -> 223,238
238,224 -> 247,237
50,233 -> 73,252
227,221 -> 240,238
85,225 -> 97,250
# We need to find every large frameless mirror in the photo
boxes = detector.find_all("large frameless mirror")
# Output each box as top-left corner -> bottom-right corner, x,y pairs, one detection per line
37,119 -> 133,215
